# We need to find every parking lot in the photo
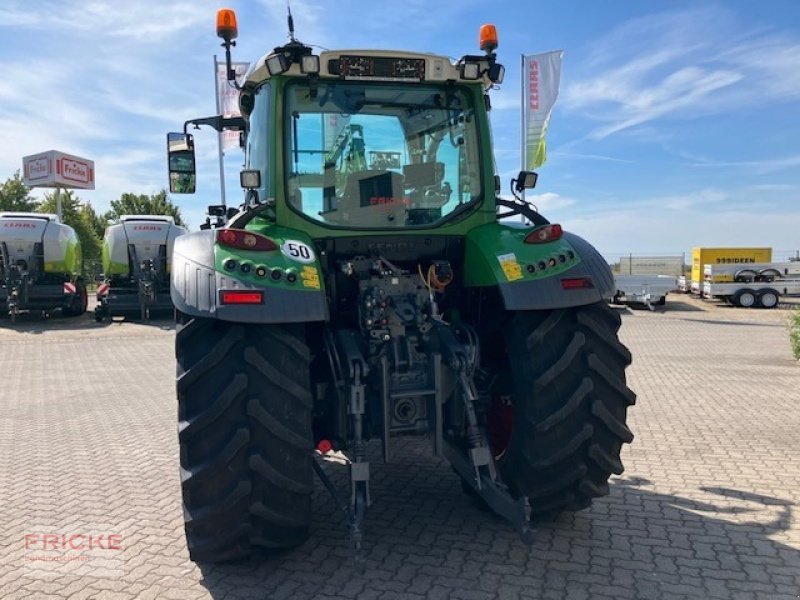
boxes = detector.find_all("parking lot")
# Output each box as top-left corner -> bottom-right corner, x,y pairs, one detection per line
1,297 -> 798,599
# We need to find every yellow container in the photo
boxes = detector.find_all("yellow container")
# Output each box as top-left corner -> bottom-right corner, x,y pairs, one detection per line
691,247 -> 772,283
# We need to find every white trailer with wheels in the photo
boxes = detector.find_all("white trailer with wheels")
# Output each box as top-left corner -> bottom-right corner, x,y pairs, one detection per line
613,274 -> 678,309
702,263 -> 800,308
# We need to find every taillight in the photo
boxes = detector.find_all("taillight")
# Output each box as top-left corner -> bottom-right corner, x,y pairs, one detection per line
219,290 -> 264,305
561,277 -> 594,290
524,223 -> 563,244
217,229 -> 277,251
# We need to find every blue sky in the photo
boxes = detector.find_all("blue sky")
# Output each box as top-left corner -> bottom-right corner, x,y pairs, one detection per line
1,1 -> 798,259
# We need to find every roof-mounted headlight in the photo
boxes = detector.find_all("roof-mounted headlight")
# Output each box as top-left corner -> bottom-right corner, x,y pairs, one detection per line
266,53 -> 290,76
300,54 -> 320,74
461,62 -> 480,80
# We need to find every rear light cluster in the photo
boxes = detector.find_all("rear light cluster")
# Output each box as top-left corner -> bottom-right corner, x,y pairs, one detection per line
525,250 -> 575,274
524,223 -> 563,244
217,229 -> 277,251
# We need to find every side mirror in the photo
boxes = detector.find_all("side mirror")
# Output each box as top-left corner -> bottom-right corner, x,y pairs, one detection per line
167,132 -> 197,194
513,170 -> 538,192
94,273 -> 105,283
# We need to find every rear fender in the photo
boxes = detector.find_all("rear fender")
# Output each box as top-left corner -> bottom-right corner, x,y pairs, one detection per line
171,229 -> 328,323
463,223 -> 614,310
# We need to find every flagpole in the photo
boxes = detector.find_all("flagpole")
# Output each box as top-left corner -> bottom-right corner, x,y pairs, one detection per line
213,55 -> 227,206
520,53 -> 526,219
520,53 -> 525,178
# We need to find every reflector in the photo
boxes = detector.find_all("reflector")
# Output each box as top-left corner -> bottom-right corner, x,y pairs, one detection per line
561,278 -> 594,290
220,290 -> 264,305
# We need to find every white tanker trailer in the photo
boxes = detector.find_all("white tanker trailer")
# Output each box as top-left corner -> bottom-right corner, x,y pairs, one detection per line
0,212 -> 86,321
96,215 -> 187,321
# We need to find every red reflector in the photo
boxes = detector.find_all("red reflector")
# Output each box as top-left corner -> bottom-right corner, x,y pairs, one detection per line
561,277 -> 594,290
220,290 -> 264,305
317,439 -> 333,454
217,228 -> 278,251
524,223 -> 563,244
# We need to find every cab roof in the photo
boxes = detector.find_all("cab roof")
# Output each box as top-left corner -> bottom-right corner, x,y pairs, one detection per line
244,49 -> 493,88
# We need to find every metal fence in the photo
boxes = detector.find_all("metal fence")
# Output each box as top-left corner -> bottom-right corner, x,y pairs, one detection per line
608,254 -> 686,276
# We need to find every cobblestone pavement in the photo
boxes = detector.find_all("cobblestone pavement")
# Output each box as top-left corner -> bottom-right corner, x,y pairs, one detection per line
1,298 -> 798,599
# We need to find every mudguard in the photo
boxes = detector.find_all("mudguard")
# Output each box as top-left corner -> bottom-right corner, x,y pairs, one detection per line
463,223 -> 615,311
171,229 -> 329,323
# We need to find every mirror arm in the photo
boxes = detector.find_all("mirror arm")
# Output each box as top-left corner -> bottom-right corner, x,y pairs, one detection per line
495,198 -> 549,227
183,116 -> 246,134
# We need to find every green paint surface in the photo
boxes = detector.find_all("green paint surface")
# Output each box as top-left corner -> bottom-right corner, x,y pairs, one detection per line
464,222 -> 581,287
214,223 -> 326,294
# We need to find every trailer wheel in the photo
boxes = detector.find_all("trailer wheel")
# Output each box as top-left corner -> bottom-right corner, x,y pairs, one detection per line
176,312 -> 313,562
734,289 -> 756,308
490,302 -> 636,521
758,289 -> 779,309
62,284 -> 88,317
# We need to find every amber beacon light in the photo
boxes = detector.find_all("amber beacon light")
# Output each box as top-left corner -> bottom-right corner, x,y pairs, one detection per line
479,24 -> 499,52
216,8 -> 238,41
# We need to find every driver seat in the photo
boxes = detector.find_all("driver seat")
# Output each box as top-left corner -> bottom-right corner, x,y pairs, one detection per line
326,170 -> 407,226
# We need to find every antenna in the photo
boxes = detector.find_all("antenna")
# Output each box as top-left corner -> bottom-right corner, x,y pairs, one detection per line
287,3 -> 296,42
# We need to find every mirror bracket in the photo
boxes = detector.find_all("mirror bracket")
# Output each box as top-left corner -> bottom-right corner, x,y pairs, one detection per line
183,115 -> 246,134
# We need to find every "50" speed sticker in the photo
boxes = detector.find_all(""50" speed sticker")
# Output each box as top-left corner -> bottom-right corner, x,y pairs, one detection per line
281,240 -> 315,264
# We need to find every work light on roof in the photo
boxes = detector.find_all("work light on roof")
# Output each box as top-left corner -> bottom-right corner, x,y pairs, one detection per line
489,63 -> 505,84
460,62 -> 480,80
266,53 -> 291,75
300,54 -> 320,74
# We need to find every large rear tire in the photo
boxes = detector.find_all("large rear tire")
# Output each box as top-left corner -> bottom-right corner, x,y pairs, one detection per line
176,312 -> 314,562
491,302 -> 636,521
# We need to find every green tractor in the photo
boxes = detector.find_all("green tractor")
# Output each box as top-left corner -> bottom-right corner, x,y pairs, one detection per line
167,9 -> 635,563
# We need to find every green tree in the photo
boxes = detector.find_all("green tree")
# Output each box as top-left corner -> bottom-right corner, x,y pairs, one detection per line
0,170 -> 39,212
38,190 -> 102,262
105,190 -> 187,227
82,201 -> 107,241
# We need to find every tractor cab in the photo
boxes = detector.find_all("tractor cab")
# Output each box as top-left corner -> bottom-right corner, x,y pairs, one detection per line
166,13 -> 519,235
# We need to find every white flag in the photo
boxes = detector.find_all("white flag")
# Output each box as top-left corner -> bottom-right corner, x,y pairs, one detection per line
216,61 -> 250,151
522,51 -> 563,170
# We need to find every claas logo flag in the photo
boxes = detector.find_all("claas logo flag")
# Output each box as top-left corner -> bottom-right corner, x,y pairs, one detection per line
523,51 -> 563,170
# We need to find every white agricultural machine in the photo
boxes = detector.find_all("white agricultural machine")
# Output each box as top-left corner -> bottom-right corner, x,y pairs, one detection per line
95,215 -> 186,321
0,212 -> 86,322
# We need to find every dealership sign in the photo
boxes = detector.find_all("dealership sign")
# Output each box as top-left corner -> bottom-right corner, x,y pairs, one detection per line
22,150 -> 95,189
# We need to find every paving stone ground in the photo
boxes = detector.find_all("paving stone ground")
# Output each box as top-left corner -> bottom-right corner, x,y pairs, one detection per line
1,296 -> 799,599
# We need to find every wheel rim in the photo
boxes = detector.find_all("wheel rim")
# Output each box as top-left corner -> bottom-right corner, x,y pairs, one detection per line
739,292 -> 755,307
486,395 -> 514,460
761,293 -> 777,308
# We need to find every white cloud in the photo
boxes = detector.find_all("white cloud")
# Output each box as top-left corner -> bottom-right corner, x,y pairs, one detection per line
567,205 -> 800,257
0,1 -> 209,39
688,153 -> 800,175
526,192 -> 576,213
562,7 -> 800,140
